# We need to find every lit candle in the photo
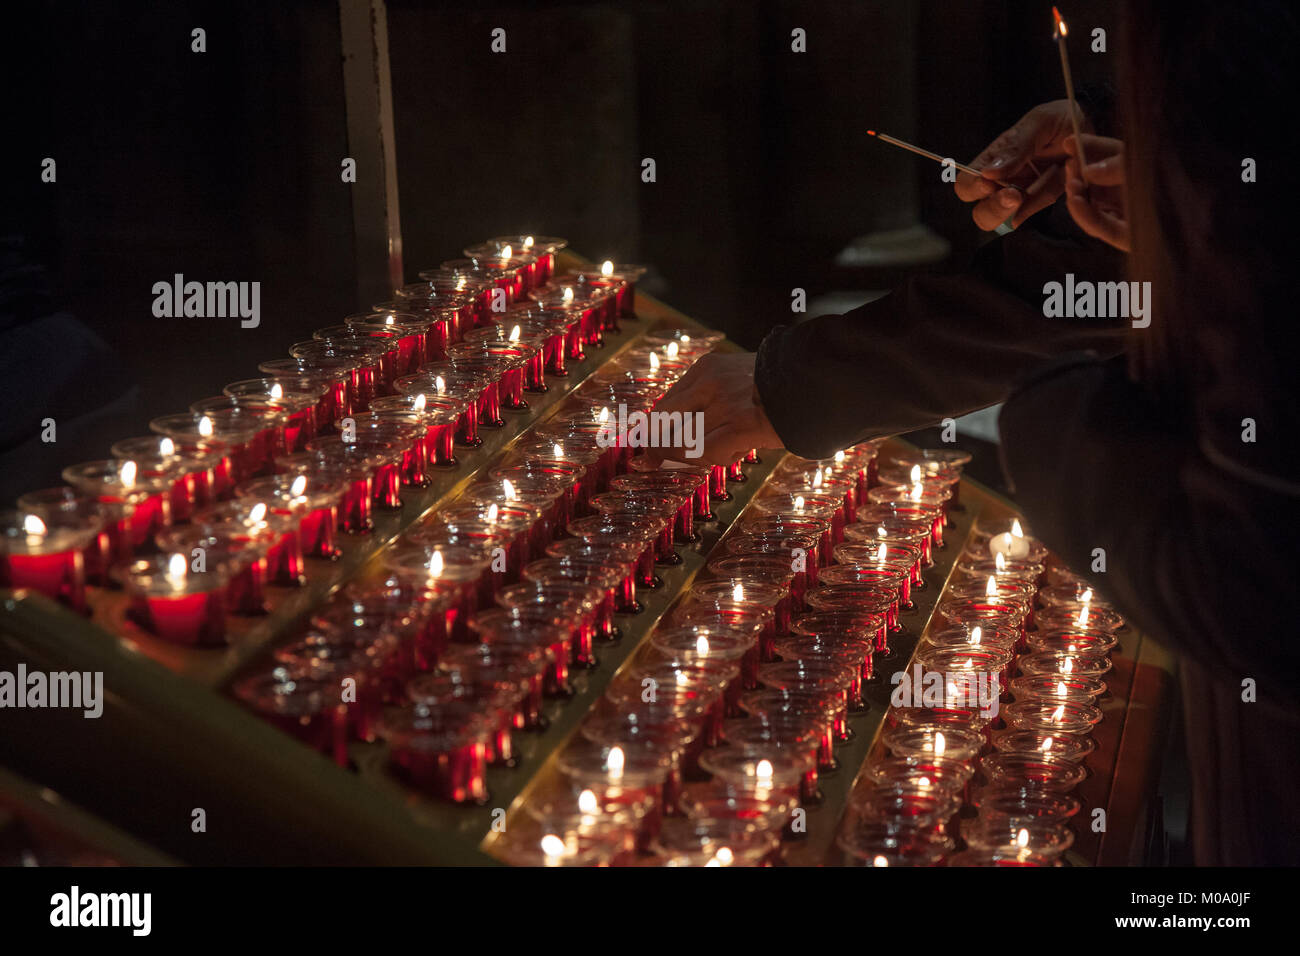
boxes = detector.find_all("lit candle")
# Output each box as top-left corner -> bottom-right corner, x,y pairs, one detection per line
988,518 -> 1031,559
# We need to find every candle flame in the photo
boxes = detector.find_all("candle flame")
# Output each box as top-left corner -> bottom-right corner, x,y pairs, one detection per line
1051,704 -> 1066,722
985,575 -> 998,597
872,855 -> 889,867
756,759 -> 774,784
918,775 -> 932,789
877,525 -> 888,537
198,415 -> 214,437
1063,657 -> 1074,674
812,470 -> 823,489
666,341 -> 679,359
159,437 -> 175,456
909,464 -> 922,483
1042,736 -> 1054,752
933,731 -> 946,756
649,352 -> 660,371
607,745 -> 625,779
1076,605 -> 1090,628
434,376 -> 446,394
834,450 -> 846,464
487,503 -> 499,522
971,625 -> 982,645
23,514 -> 46,536
1011,519 -> 1024,538
732,582 -> 745,602
696,635 -> 710,656
876,542 -> 888,563
552,443 -> 564,459
249,502 -> 267,523
562,286 -> 575,303
1080,587 -> 1093,603
270,382 -> 283,399
502,244 -> 513,259
578,789 -> 598,813
523,236 -> 535,248
429,550 -> 444,575
119,459 -> 137,488
601,260 -> 614,276
995,551 -> 1006,571
712,847 -> 734,866
539,834 -> 565,857
1016,827 -> 1030,848
508,324 -> 521,343
167,553 -> 188,580
502,478 -> 517,501
793,495 -> 805,510
290,475 -> 308,497
598,406 -> 610,423
413,392 -> 427,411
1057,680 -> 1069,698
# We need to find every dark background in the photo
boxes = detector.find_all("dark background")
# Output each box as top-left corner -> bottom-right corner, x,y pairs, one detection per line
1,0 -> 1117,499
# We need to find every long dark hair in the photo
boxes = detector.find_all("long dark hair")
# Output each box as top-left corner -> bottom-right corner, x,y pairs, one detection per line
1119,1 -> 1296,419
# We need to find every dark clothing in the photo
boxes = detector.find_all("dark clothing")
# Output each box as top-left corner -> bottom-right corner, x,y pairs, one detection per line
754,199 -> 1300,865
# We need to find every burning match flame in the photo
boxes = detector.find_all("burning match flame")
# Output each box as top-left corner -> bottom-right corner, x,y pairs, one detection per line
1053,6 -> 1067,36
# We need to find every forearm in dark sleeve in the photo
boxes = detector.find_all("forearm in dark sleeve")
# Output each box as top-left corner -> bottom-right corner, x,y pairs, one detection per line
754,199 -> 1129,458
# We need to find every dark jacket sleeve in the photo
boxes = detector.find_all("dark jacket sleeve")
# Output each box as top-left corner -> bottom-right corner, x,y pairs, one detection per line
998,355 -> 1300,713
753,199 -> 1130,458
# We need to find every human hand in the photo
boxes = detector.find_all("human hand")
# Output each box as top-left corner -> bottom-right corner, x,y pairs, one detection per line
1063,133 -> 1129,251
955,99 -> 1091,230
646,351 -> 784,467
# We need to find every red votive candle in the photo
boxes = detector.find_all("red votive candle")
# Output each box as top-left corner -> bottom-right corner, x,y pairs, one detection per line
62,459 -> 170,551
231,664 -> 351,768
122,551 -> 228,644
0,509 -> 99,613
16,489 -> 124,586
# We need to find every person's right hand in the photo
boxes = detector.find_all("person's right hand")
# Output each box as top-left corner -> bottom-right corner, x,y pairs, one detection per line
955,99 -> 1091,231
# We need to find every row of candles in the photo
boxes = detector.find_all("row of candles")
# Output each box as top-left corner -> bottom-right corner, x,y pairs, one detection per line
0,235 -> 664,639
481,451 -> 1123,865
836,516 -> 1119,866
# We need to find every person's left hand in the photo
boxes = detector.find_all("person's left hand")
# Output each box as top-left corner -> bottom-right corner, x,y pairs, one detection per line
1063,133 -> 1130,251
646,351 -> 784,467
